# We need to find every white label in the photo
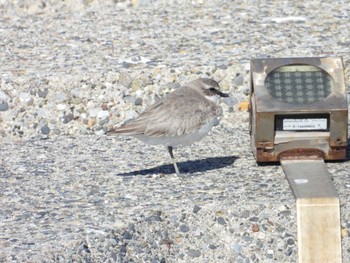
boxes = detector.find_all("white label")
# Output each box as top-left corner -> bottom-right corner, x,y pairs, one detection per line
294,179 -> 309,184
283,118 -> 327,130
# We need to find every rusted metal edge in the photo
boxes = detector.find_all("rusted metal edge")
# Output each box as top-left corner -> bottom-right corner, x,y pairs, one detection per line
278,148 -> 325,161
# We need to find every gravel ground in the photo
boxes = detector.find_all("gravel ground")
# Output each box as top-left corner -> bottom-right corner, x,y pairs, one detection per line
1,0 -> 350,262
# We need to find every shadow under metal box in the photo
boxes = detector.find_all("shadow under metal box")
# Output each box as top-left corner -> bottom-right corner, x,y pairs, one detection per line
249,57 -> 348,162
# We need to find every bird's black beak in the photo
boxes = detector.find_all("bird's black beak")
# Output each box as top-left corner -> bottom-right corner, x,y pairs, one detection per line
217,90 -> 230,97
215,89 -> 230,97
208,87 -> 230,97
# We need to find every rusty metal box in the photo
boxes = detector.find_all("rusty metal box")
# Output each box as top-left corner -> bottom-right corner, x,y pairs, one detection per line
250,57 -> 348,162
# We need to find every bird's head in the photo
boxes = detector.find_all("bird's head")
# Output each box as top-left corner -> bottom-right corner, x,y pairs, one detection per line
189,78 -> 229,101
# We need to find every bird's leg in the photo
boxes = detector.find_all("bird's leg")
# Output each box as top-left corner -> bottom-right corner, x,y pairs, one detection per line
167,146 -> 181,176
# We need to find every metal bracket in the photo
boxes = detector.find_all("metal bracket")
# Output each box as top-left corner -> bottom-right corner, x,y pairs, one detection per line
280,159 -> 342,263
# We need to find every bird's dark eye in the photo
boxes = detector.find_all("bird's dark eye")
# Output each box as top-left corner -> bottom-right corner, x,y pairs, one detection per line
209,87 -> 216,91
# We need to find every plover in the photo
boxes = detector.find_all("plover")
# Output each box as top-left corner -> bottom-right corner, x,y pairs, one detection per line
109,78 -> 229,176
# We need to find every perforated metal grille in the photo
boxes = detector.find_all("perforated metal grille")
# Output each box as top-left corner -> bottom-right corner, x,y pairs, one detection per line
265,65 -> 333,104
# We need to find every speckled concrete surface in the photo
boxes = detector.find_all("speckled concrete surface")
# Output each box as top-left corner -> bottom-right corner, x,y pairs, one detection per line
0,0 -> 350,262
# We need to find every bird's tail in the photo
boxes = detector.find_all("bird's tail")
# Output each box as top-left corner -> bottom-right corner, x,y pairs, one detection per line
108,121 -> 144,136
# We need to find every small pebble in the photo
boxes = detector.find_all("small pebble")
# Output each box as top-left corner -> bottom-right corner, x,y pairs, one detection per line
0,101 -> 9,111
193,205 -> 201,214
223,96 -> 238,107
209,244 -> 218,250
257,232 -> 266,240
37,89 -> 49,98
118,73 -> 133,88
62,113 -> 74,124
187,249 -> 201,258
252,224 -> 260,232
19,92 -> 34,106
249,216 -> 259,222
119,244 -> 127,255
287,238 -> 295,245
179,225 -> 190,233
123,231 -> 132,240
232,73 -> 244,86
217,217 -> 226,225
40,124 -> 50,135
134,97 -> 143,106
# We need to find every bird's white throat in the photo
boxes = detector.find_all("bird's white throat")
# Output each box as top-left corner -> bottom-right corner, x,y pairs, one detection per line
205,94 -> 221,104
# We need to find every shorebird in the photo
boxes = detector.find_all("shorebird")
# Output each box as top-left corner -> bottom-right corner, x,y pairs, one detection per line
109,78 -> 229,176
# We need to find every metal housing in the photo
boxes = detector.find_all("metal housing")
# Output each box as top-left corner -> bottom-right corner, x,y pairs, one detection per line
250,57 -> 348,162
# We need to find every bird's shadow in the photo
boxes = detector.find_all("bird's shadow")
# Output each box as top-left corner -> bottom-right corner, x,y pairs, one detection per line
116,155 -> 238,176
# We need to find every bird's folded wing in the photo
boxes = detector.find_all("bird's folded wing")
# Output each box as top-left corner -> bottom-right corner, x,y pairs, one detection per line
111,90 -> 219,137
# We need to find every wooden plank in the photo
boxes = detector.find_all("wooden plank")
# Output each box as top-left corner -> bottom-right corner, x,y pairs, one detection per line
281,159 -> 342,263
